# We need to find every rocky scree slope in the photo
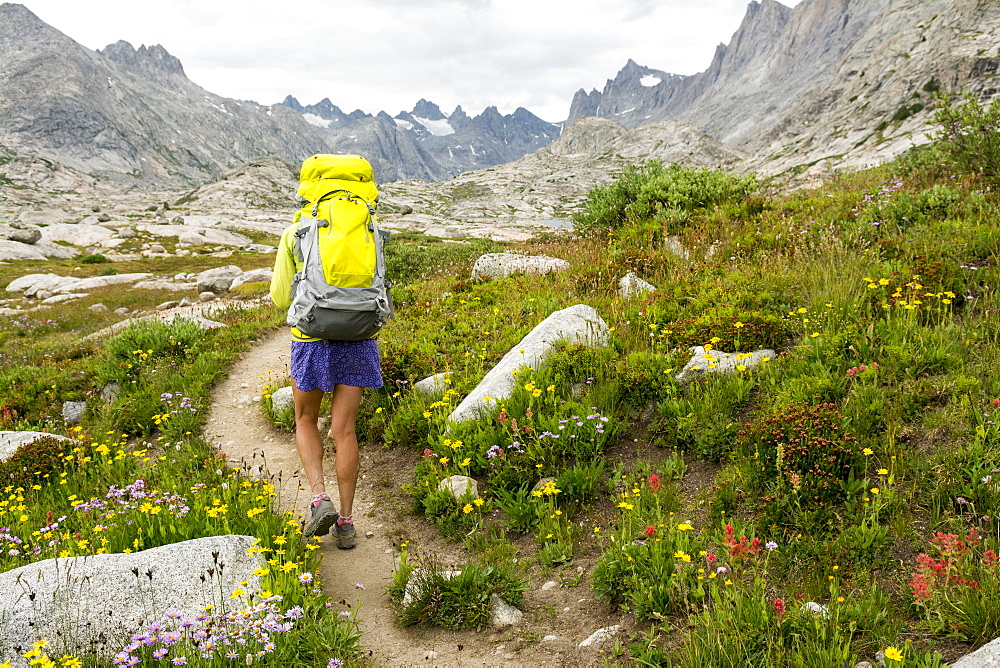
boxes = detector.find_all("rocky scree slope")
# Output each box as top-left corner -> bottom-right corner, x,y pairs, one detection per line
377,115 -> 747,238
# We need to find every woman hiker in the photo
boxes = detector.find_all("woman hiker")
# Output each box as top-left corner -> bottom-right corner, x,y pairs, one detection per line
269,154 -> 387,548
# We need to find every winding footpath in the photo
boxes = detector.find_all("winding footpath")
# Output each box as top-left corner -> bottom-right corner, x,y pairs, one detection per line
203,328 -> 521,666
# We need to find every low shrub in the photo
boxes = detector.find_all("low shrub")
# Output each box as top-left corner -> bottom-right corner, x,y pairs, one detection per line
655,371 -> 756,463
96,319 -> 205,387
740,402 -> 863,526
573,160 -> 759,236
933,90 -> 1000,183
658,309 -> 795,352
79,253 -> 109,264
0,435 -> 74,486
614,351 -> 677,407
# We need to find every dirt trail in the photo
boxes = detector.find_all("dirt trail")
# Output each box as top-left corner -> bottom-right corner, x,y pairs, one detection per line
204,328 -> 601,667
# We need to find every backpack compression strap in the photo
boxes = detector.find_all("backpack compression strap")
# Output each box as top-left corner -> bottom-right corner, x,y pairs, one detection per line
310,189 -> 376,219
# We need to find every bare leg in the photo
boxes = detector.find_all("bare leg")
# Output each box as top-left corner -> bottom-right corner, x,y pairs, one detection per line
292,379 -> 327,498
329,384 -> 363,518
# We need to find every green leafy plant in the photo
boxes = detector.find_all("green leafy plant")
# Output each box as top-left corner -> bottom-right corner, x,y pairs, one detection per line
933,91 -> 1000,182
0,436 -> 73,486
79,253 -> 109,264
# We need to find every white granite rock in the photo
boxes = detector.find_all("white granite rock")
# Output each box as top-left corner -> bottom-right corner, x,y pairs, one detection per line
63,274 -> 154,294
953,636 -> 1000,667
0,535 -> 264,665
675,345 -> 776,383
0,223 -> 42,245
231,268 -> 273,289
170,315 -> 226,330
802,601 -> 829,617
0,240 -> 78,261
6,273 -> 74,296
132,279 -> 199,292
137,224 -> 251,247
414,372 -> 450,396
579,625 -> 622,647
618,272 -> 656,298
61,401 -> 86,426
40,222 -> 115,247
177,214 -> 227,227
490,595 -> 524,628
42,294 -> 85,305
438,475 -> 480,500
664,235 -> 690,260
243,244 -> 278,254
5,273 -> 153,297
270,386 -> 294,414
470,252 -> 570,280
196,265 -> 243,294
16,208 -> 74,226
448,304 -> 609,422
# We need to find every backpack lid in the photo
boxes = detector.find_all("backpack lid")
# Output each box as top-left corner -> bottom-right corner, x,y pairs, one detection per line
298,154 -> 379,204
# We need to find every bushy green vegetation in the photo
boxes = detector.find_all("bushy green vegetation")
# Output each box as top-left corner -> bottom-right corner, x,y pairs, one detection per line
933,91 -> 1000,183
572,160 -> 760,236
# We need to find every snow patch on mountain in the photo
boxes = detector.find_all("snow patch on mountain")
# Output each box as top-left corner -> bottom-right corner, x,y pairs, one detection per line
394,118 -> 414,130
302,113 -> 332,128
413,116 -> 455,137
639,75 -> 661,87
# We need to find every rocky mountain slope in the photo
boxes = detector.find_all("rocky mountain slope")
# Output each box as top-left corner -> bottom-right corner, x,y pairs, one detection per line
1,0 -> 998,199
568,0 -> 1000,179
0,3 -> 324,187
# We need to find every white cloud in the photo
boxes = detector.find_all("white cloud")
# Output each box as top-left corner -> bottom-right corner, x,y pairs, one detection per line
24,0 -> 804,122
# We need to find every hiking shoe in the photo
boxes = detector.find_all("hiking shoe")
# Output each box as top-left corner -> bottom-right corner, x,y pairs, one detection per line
304,498 -> 338,538
335,517 -> 356,550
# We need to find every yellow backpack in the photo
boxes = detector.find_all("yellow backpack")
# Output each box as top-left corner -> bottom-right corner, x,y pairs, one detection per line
286,154 -> 394,340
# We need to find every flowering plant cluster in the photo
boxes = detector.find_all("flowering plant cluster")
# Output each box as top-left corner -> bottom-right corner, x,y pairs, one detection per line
593,472 -> 725,619
109,595 -> 307,665
909,529 -> 1000,641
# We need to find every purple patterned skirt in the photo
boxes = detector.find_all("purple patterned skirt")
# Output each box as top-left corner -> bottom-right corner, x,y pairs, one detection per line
290,339 -> 383,392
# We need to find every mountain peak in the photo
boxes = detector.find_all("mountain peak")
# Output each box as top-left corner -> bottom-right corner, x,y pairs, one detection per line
101,40 -> 185,78
411,99 -> 445,120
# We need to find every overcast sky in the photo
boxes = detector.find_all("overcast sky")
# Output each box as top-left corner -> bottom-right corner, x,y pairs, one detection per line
26,0 -> 803,123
